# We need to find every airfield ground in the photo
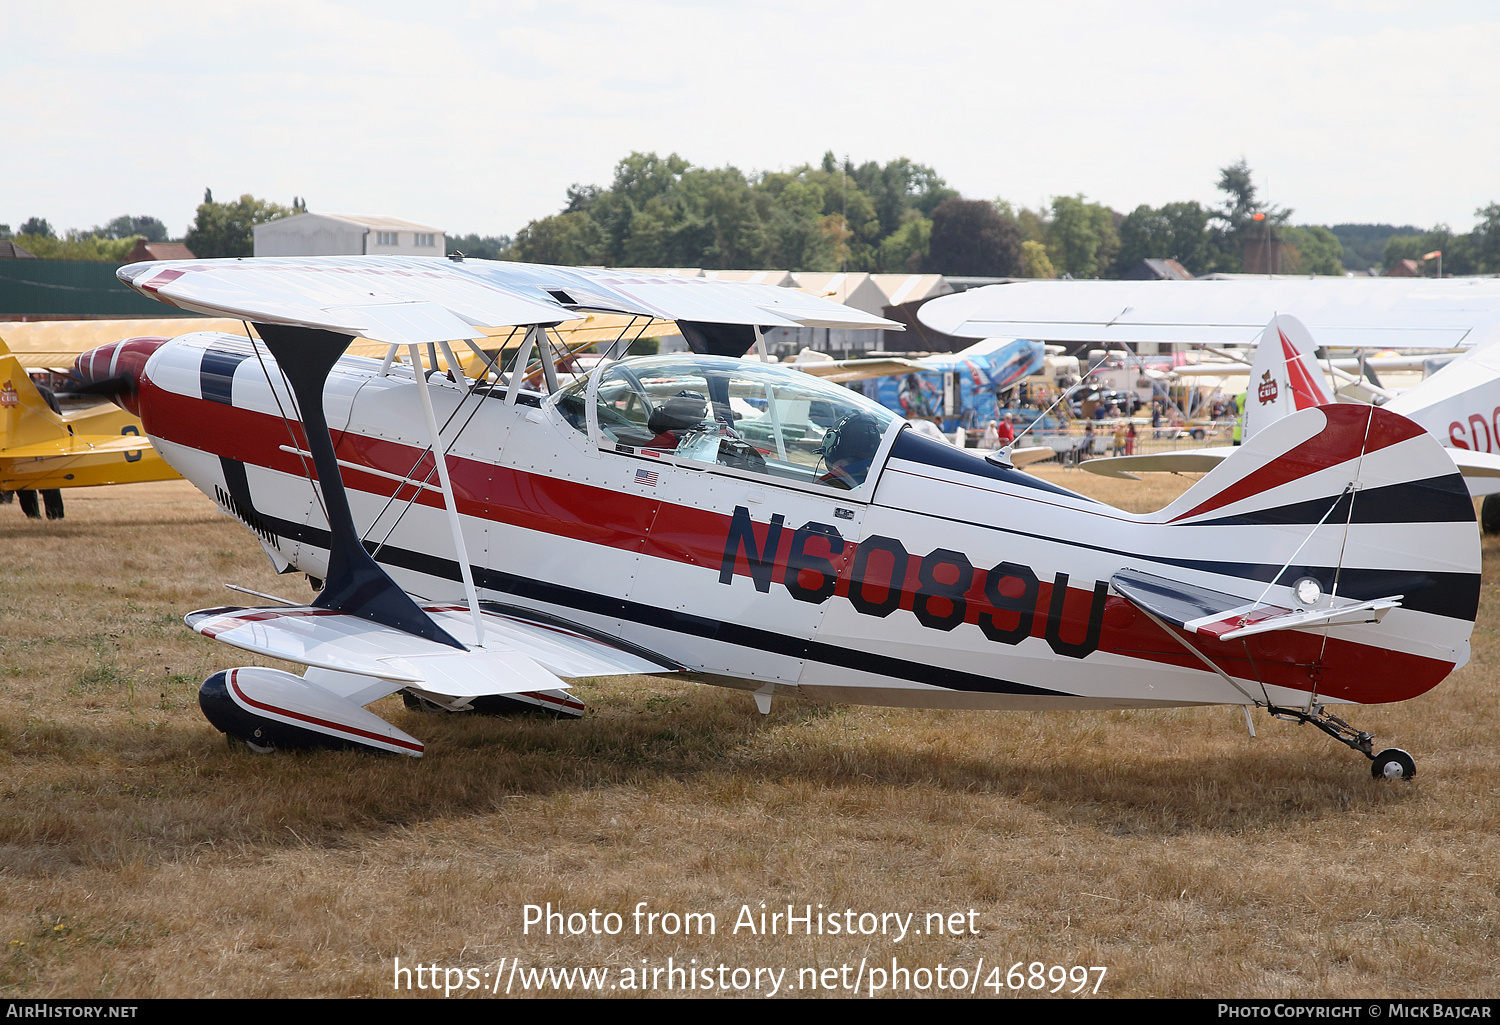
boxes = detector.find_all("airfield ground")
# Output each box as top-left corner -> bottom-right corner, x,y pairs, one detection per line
1,471 -> 1497,999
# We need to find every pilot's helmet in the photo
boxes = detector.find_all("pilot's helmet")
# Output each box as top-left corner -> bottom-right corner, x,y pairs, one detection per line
822,411 -> 883,466
647,392 -> 708,434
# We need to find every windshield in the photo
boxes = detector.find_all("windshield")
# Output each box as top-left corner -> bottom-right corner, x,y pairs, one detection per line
558,354 -> 898,492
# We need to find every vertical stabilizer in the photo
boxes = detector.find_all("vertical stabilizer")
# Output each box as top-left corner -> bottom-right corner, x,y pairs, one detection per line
1243,314 -> 1332,440
0,337 -> 69,453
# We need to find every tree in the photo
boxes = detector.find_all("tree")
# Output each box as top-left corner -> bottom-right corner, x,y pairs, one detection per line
512,211 -> 606,266
93,215 -> 169,242
1473,202 -> 1500,273
1210,159 -> 1291,273
1329,223 -> 1423,272
877,212 -> 931,272
12,231 -> 139,261
446,233 -> 514,261
184,191 -> 295,258
1280,226 -> 1345,275
1020,239 -> 1054,278
851,157 -> 956,237
505,151 -> 965,273
19,217 -> 53,238
1383,225 -> 1477,276
1048,195 -> 1119,278
1113,201 -> 1211,275
1213,159 -> 1291,231
924,198 -> 1022,276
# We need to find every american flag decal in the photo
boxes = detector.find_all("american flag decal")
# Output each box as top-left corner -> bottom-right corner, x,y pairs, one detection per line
635,468 -> 660,487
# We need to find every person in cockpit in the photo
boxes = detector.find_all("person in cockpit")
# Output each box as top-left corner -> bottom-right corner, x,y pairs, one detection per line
644,392 -> 709,450
817,411 -> 883,490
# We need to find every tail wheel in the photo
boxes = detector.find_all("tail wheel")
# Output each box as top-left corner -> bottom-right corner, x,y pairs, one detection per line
1371,748 -> 1416,781
227,732 -> 276,755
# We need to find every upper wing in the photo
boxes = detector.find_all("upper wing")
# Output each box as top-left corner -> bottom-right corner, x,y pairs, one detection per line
917,278 -> 1500,349
1,312 -> 672,376
117,257 -> 900,344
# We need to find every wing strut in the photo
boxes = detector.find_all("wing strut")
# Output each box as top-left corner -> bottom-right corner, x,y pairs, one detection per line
252,323 -> 463,649
504,325 -> 559,405
407,343 -> 486,648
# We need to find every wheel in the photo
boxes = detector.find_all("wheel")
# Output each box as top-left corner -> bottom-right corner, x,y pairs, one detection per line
1191,428 -> 1206,441
1370,748 -> 1415,781
1482,495 -> 1500,535
227,732 -> 275,755
403,690 -> 442,712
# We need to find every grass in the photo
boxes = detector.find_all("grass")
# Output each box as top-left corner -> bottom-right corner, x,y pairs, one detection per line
0,474 -> 1496,998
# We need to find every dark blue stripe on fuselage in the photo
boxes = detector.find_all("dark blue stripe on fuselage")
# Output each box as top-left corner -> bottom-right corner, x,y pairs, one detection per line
873,503 -> 1480,622
1184,473 -> 1474,527
886,428 -> 1096,501
200,348 -> 253,405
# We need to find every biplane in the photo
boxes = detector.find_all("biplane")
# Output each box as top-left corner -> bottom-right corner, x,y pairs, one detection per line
0,335 -> 178,516
74,257 -> 1481,780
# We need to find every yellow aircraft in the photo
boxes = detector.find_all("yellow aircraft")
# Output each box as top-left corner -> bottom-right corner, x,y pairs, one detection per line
0,336 -> 180,517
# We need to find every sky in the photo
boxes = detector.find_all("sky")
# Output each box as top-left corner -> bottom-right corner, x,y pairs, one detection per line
5,0 -> 1498,241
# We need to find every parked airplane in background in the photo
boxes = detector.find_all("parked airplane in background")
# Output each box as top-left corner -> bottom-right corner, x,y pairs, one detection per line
1068,316 -> 1500,514
919,278 -> 1500,512
861,338 -> 1044,431
0,336 -> 178,518
73,256 -> 1481,781
917,277 -> 1500,351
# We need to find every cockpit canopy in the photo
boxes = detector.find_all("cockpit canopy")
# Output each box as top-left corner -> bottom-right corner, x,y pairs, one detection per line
556,354 -> 899,492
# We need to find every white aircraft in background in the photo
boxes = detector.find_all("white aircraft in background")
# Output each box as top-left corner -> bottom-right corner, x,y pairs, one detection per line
917,277 -> 1500,351
69,257 -> 1482,781
920,279 -> 1500,518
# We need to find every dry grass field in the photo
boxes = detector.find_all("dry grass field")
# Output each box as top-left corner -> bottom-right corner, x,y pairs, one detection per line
1,469 -> 1497,999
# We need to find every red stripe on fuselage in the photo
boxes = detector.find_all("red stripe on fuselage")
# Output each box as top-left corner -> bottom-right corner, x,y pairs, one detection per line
142,376 -> 1453,704
1170,404 -> 1424,523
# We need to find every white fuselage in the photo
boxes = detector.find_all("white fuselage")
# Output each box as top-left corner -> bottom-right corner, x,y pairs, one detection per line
131,333 -> 1478,712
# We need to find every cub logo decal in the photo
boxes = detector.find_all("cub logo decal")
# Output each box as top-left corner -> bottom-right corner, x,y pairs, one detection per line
1257,371 -> 1279,405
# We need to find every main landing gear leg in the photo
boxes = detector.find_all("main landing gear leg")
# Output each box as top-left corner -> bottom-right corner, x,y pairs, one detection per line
1267,703 -> 1416,781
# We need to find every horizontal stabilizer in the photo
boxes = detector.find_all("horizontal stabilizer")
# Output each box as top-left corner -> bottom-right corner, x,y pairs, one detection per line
1111,568 -> 1402,642
1087,442 -> 1500,484
1010,445 -> 1058,467
1,433 -> 156,459
1083,448 -> 1235,478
